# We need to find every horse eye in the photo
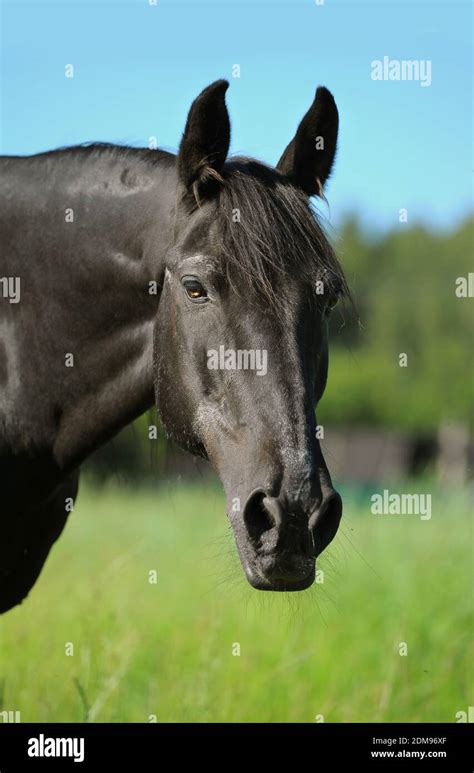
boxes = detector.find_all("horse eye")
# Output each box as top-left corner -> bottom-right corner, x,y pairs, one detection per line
182,277 -> 208,303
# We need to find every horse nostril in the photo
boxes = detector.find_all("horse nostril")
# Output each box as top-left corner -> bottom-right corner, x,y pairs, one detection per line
243,490 -> 275,543
309,490 -> 343,555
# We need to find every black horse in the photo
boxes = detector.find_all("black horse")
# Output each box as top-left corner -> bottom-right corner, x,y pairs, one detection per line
0,80 -> 348,613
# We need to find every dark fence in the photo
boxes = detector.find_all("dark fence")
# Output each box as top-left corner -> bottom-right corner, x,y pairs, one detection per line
84,423 -> 473,486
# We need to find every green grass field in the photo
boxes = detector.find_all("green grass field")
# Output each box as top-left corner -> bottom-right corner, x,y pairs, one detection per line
0,480 -> 471,723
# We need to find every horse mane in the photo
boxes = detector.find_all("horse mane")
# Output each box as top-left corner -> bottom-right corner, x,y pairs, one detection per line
215,157 -> 349,308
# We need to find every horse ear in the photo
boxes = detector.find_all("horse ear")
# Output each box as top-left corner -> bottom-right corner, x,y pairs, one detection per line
178,79 -> 230,201
276,86 -> 339,198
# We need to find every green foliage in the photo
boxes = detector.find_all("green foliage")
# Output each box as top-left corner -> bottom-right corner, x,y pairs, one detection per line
322,216 -> 473,430
0,482 -> 470,722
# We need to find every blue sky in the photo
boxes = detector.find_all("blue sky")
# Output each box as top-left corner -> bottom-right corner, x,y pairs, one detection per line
1,0 -> 472,232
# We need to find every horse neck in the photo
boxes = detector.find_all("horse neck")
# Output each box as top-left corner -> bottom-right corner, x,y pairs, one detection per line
0,147 -> 178,470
